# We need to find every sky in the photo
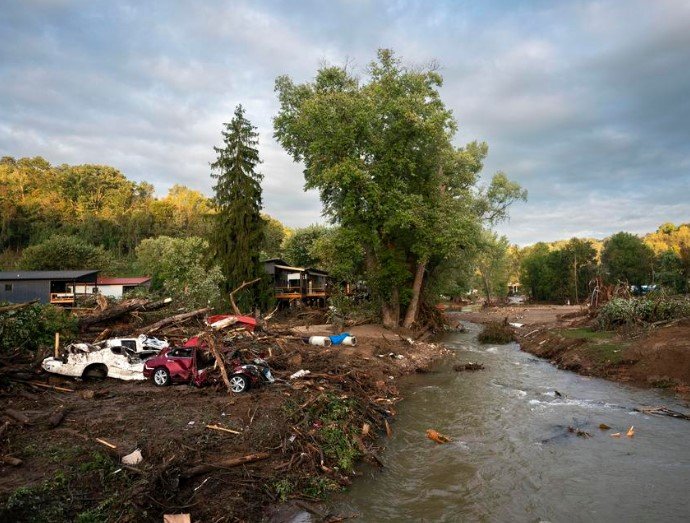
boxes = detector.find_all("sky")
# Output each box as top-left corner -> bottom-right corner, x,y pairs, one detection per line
1,0 -> 689,245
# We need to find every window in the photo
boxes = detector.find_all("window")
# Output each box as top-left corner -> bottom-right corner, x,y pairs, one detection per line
4,284 -> 12,292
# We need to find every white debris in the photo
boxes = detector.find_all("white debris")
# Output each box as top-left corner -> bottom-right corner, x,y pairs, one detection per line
290,369 -> 311,380
121,449 -> 143,466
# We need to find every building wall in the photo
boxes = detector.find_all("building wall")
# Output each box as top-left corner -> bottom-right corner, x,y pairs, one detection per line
0,280 -> 51,304
70,283 -> 124,299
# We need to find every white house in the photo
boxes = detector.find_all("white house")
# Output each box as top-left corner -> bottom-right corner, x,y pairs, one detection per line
70,276 -> 152,299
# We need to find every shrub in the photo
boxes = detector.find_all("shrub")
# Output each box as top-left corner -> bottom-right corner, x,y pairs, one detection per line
597,296 -> 690,329
0,303 -> 78,353
477,322 -> 514,344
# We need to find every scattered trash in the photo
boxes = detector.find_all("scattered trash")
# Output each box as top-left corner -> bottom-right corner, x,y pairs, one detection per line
554,390 -> 563,397
329,332 -> 356,346
306,336 -> 332,347
453,362 -> 484,372
508,322 -> 524,328
627,426 -> 635,437
121,449 -> 143,466
362,423 -> 370,436
426,429 -> 451,444
610,432 -> 621,438
599,423 -> 611,430
290,369 -> 311,380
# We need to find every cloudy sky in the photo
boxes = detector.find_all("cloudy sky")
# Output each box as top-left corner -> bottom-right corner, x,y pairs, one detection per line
1,0 -> 689,245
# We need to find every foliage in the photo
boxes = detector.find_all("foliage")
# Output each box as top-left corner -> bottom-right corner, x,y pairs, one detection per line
274,49 -> 524,327
0,303 -> 78,352
597,296 -> 690,329
474,231 -> 510,304
18,234 -> 109,271
272,478 -> 294,502
644,223 -> 690,293
260,214 -> 290,259
519,238 -> 597,303
0,451 -> 130,523
282,224 -> 329,268
601,232 -> 654,287
210,105 -> 265,310
135,236 -> 223,309
477,322 -> 515,344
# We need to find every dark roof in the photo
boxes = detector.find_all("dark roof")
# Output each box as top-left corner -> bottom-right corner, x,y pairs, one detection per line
0,270 -> 99,281
262,258 -> 289,265
98,276 -> 151,285
306,267 -> 329,275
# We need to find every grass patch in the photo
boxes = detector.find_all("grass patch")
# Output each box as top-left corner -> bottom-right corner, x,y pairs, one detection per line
582,341 -> 629,365
559,328 -> 615,340
478,322 -> 514,344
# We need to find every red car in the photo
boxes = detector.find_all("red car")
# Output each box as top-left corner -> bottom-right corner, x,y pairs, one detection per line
143,347 -> 209,387
144,346 -> 275,393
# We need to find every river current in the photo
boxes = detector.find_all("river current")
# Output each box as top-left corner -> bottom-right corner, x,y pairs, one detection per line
333,320 -> 690,522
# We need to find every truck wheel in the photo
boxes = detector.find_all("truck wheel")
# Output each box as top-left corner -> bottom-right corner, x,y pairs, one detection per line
83,364 -> 107,380
229,374 -> 249,393
153,367 -> 171,386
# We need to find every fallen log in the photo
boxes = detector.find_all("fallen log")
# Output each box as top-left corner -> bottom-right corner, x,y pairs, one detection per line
229,278 -> 261,316
5,409 -> 31,426
137,307 -> 211,335
0,300 -> 39,315
78,299 -> 151,328
181,451 -> 270,479
142,297 -> 173,311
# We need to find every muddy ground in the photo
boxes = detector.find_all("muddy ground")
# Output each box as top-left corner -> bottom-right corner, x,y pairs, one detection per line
453,304 -> 690,397
0,323 -> 450,522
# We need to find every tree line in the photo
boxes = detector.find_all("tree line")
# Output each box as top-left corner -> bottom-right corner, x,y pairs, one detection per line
2,49 -> 530,327
475,224 -> 690,305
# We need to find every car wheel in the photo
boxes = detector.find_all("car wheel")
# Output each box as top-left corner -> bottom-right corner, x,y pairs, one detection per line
153,367 -> 171,386
229,374 -> 249,393
83,364 -> 107,380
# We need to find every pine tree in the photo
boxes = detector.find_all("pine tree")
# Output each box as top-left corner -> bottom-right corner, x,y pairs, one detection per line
210,105 -> 265,310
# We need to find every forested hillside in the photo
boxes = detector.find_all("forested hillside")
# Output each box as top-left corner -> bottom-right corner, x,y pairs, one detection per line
0,156 -> 287,275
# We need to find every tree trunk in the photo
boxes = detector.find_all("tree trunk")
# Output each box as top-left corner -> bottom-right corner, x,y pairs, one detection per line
381,287 -> 400,329
481,272 -> 492,305
402,260 -> 427,329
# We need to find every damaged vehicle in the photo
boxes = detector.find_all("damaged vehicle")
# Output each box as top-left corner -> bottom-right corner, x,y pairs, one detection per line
144,347 -> 275,393
98,334 -> 168,358
42,343 -> 154,381
143,347 -> 210,387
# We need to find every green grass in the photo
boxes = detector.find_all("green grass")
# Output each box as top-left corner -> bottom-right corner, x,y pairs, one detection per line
583,341 -> 629,365
559,327 -> 615,340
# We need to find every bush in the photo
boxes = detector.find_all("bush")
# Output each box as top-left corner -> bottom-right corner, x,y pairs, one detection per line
478,322 -> 514,344
0,303 -> 78,353
597,296 -> 690,329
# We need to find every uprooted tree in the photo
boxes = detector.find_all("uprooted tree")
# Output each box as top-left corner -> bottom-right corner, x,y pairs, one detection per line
274,49 -> 525,328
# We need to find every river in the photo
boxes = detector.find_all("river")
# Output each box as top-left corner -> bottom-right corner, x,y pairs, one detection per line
333,320 -> 690,522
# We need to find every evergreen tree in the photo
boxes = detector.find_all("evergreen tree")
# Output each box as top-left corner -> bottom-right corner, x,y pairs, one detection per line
210,105 -> 265,309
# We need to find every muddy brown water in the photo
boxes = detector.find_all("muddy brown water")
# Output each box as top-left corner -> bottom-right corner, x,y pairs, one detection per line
331,321 -> 690,522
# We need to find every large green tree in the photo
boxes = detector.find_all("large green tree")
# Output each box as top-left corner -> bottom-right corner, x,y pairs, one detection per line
210,105 -> 265,309
601,232 -> 654,287
18,235 -> 109,271
274,50 -> 524,327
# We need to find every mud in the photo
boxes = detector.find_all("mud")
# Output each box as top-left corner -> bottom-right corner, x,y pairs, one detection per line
0,325 -> 448,522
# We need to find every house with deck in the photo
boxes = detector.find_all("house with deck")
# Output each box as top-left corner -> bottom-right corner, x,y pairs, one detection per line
262,259 -> 332,304
0,270 -> 99,306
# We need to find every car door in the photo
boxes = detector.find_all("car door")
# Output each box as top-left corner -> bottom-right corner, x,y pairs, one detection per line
166,348 -> 194,381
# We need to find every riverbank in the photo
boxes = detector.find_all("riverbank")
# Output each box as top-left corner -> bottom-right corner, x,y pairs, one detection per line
452,305 -> 690,398
0,323 -> 449,522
